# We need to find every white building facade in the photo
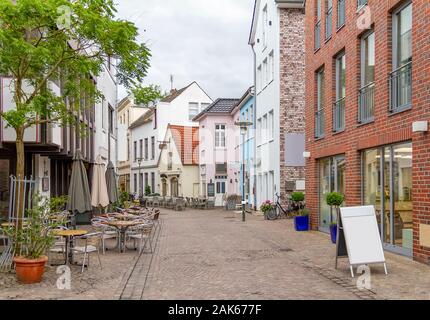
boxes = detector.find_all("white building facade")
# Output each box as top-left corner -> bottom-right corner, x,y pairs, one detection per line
129,82 -> 212,198
249,0 -> 306,208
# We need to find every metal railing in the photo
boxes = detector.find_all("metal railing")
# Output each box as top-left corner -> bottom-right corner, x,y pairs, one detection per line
358,82 -> 375,123
337,0 -> 345,28
315,21 -> 321,51
1,176 -> 38,272
333,98 -> 345,133
389,62 -> 412,113
315,109 -> 325,139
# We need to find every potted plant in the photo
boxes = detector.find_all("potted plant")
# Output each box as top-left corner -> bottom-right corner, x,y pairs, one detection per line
260,200 -> 276,220
326,192 -> 345,244
145,185 -> 151,196
291,192 -> 309,231
49,195 -> 68,214
4,196 -> 60,284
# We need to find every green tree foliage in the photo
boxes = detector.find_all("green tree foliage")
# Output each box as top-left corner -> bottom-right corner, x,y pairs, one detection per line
131,84 -> 165,106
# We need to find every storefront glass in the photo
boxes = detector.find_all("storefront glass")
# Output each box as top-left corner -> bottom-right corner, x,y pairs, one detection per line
363,142 -> 413,256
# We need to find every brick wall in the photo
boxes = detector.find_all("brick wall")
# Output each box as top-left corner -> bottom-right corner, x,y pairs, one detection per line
279,8 -> 306,205
305,0 -> 430,264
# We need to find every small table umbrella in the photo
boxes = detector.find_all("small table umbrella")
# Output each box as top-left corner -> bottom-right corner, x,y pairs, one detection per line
91,155 -> 110,210
67,150 -> 92,227
106,161 -> 119,204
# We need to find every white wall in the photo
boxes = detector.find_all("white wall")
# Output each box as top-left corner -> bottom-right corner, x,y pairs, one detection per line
253,0 -> 281,205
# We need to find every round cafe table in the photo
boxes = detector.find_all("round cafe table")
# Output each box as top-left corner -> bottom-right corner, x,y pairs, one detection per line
53,229 -> 88,265
107,221 -> 142,253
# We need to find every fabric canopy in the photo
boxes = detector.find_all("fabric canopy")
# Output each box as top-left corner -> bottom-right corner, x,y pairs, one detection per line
91,155 -> 110,208
67,150 -> 92,214
106,161 -> 119,204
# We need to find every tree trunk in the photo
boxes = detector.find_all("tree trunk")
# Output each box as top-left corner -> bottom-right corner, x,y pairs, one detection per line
15,127 -> 25,234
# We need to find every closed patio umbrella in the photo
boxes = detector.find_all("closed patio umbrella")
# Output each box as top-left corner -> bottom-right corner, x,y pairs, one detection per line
91,155 -> 110,209
67,150 -> 92,224
106,161 -> 118,204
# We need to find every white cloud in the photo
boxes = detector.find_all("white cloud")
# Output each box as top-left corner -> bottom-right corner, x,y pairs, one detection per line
115,0 -> 255,101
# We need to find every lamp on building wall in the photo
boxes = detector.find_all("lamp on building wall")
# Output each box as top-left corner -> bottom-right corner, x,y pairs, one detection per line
235,121 -> 253,222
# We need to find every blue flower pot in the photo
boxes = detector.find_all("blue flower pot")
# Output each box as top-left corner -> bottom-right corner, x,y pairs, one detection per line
294,215 -> 309,231
330,224 -> 337,244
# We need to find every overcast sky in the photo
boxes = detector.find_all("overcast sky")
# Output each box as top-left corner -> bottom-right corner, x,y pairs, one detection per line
115,0 -> 255,101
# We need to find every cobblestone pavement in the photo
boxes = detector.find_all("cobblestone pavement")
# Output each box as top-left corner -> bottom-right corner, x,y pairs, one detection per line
2,208 -> 429,300
117,208 -> 430,300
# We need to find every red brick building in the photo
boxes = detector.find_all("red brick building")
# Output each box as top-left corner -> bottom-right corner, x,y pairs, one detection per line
305,0 -> 430,264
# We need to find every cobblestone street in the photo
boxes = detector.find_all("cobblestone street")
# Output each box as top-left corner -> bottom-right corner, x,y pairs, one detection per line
116,208 -> 430,300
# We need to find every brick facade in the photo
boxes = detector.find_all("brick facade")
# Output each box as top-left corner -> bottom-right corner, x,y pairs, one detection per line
305,0 -> 430,264
279,7 -> 306,205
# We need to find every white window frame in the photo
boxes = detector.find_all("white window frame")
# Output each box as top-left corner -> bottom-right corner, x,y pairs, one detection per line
215,124 -> 226,148
188,102 -> 199,121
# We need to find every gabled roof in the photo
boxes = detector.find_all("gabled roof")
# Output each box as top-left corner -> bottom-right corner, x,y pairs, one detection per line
160,81 -> 212,103
129,108 -> 154,130
167,125 -> 200,166
192,98 -> 240,121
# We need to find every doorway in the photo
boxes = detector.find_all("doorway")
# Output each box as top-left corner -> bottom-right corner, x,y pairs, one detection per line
319,155 -> 346,233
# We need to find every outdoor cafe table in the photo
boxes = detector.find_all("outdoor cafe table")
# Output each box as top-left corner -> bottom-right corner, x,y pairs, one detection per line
107,220 -> 143,253
52,229 -> 88,265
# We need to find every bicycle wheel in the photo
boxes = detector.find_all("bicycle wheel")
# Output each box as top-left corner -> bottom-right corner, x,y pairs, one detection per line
266,208 -> 278,220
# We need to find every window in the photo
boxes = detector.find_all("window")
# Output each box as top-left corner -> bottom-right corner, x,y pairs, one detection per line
134,141 -> 137,162
257,118 -> 262,144
215,124 -> 226,148
334,53 -> 346,132
102,99 -> 106,130
144,173 -> 149,189
127,137 -> 130,161
127,110 -> 130,126
139,173 -> 143,196
315,0 -> 322,50
151,172 -> 155,193
108,104 -> 114,134
168,152 -> 173,170
257,65 -> 262,92
390,2 -> 412,112
337,0 -> 345,28
359,31 -> 375,123
216,163 -> 227,174
216,181 -> 226,194
262,114 -> 267,142
151,136 -> 155,160
139,139 -> 143,160
153,108 -> 157,129
262,5 -> 268,47
144,138 -> 149,160
315,68 -> 325,138
133,174 -> 137,193
268,111 -> 274,141
269,51 -> 274,82
325,0 -> 333,40
189,102 -> 199,121
263,58 -> 268,87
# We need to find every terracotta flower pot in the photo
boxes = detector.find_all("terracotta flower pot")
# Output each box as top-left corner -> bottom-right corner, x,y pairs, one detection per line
13,256 -> 48,284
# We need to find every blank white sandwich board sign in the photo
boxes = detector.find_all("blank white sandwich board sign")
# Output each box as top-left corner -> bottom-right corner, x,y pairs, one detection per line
339,205 -> 388,277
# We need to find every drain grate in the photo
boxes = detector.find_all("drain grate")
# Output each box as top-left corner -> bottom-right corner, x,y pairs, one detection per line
279,248 -> 293,253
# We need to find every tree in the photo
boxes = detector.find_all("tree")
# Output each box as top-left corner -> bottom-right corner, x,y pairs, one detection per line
130,84 -> 165,106
0,0 -> 151,221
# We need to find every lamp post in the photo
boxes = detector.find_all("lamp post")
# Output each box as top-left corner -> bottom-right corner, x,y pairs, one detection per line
235,121 -> 253,222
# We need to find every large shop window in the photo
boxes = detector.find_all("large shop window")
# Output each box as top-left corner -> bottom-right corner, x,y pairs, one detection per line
319,156 -> 346,232
363,142 -> 413,256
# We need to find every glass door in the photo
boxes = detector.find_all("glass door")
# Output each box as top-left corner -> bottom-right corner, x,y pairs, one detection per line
363,143 -> 413,257
319,155 -> 346,232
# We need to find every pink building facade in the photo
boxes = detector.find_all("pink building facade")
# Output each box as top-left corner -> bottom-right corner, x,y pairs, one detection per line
193,99 -> 241,207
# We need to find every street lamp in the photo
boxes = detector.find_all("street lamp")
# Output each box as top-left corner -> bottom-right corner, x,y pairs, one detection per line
235,121 -> 253,222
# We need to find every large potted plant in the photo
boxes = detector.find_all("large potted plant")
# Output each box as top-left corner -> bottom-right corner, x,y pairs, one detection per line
260,200 -> 276,220
291,192 -> 309,231
326,192 -> 345,244
4,197 -> 59,284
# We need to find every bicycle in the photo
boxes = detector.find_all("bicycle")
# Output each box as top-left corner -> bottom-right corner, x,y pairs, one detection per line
266,193 -> 297,220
